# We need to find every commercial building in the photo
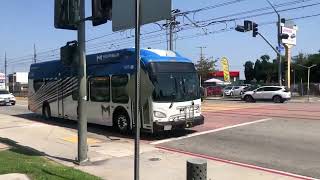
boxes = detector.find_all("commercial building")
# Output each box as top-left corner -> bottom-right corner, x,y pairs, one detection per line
8,72 -> 28,96
208,71 -> 240,83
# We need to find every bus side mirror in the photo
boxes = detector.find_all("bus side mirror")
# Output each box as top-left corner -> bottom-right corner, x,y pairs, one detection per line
54,0 -> 80,30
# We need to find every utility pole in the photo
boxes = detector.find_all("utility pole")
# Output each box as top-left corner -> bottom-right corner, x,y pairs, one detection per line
165,9 -> 180,51
33,44 -> 37,64
4,52 -> 7,90
197,46 -> 206,60
169,16 -> 174,51
134,0 -> 141,179
266,0 -> 282,86
77,0 -> 88,165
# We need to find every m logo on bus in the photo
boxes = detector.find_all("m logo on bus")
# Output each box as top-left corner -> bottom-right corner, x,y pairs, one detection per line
101,105 -> 110,116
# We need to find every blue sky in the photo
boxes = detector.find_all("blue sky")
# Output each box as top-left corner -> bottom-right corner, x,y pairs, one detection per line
0,0 -> 319,79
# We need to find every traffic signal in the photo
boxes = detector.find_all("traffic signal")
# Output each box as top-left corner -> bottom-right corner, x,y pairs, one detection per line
54,0 -> 80,30
252,23 -> 258,37
92,0 -> 112,26
280,33 -> 289,39
244,20 -> 253,31
61,41 -> 78,66
235,25 -> 245,32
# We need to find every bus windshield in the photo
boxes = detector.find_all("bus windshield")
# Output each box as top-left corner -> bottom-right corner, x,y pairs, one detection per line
151,72 -> 200,102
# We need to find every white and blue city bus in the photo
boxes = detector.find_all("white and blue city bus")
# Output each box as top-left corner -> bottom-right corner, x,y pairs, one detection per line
28,48 -> 204,133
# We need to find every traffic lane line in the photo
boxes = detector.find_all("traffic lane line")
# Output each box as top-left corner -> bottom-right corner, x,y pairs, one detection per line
193,112 -> 266,132
202,110 -> 320,120
15,103 -> 28,107
151,118 -> 272,145
156,146 -> 318,180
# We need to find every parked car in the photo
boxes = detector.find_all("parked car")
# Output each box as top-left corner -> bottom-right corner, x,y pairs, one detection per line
206,86 -> 223,96
0,90 -> 16,106
223,86 -> 246,96
241,86 -> 291,103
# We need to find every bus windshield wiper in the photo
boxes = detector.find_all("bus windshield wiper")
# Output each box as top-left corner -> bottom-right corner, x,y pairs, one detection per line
169,92 -> 176,109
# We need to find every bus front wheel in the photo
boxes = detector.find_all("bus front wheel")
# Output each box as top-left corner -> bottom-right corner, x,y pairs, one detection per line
114,111 -> 130,134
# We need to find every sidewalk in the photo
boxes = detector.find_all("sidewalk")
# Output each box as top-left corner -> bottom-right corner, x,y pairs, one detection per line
0,114 -> 300,180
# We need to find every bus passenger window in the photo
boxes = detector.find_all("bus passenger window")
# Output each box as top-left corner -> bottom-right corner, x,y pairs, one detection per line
33,80 -> 44,92
112,75 -> 129,104
72,89 -> 78,101
90,77 -> 110,102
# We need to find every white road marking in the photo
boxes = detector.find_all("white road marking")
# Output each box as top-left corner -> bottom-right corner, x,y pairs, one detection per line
15,103 -> 27,107
151,118 -> 273,145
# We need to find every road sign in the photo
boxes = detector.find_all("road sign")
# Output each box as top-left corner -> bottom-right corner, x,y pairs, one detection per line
112,0 -> 171,32
281,26 -> 297,46
277,45 -> 285,53
221,57 -> 230,82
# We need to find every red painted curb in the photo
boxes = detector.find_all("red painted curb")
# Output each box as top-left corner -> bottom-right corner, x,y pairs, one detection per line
156,146 -> 318,180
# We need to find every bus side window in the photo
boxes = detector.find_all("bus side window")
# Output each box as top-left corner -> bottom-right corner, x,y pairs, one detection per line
111,75 -> 129,104
33,80 -> 44,92
72,89 -> 78,101
90,77 -> 110,102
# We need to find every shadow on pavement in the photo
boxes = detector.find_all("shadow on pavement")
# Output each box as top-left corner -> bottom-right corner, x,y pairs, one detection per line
12,113 -> 196,142
0,137 -> 75,163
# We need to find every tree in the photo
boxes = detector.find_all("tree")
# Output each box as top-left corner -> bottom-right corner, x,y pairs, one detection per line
254,59 -> 263,83
195,57 -> 217,81
244,61 -> 254,83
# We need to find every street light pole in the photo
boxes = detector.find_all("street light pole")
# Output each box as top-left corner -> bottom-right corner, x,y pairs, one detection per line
77,0 -> 88,165
266,0 -> 282,86
134,0 -> 141,179
297,64 -> 317,102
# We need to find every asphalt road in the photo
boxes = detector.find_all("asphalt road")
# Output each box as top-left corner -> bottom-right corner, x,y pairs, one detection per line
160,101 -> 320,179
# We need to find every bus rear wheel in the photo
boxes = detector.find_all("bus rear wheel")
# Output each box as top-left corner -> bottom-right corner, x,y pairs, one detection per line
114,112 -> 130,134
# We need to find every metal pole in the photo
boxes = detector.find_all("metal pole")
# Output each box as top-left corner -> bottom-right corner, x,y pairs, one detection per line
77,0 -> 88,165
169,17 -> 174,51
4,52 -> 7,90
266,0 -> 282,86
278,17 -> 282,86
258,33 -> 280,55
134,0 -> 141,179
33,44 -> 37,64
301,78 -> 303,96
293,69 -> 296,91
307,67 -> 310,102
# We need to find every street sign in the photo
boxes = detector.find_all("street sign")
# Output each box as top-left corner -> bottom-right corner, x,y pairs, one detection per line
112,0 -> 171,32
221,57 -> 230,82
277,45 -> 285,53
281,26 -> 297,46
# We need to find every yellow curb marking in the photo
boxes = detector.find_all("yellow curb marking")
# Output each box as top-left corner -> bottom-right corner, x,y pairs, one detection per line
61,136 -> 102,145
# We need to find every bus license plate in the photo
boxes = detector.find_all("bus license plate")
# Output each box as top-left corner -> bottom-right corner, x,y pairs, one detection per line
164,125 -> 172,131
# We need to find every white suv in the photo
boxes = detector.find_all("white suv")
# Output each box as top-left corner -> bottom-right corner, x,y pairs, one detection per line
242,86 -> 291,103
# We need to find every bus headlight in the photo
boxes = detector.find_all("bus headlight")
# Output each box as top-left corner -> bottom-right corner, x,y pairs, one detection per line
154,111 -> 166,118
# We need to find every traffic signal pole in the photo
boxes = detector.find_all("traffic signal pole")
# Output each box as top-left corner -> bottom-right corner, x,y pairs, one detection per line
77,0 -> 88,165
277,16 -> 282,86
258,32 -> 280,56
266,0 -> 282,86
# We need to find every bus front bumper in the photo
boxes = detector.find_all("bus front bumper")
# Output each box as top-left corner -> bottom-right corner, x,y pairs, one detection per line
153,115 -> 204,132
